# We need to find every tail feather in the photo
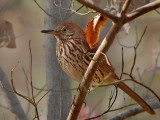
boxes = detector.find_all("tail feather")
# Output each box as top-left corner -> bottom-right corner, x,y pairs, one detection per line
118,82 -> 155,115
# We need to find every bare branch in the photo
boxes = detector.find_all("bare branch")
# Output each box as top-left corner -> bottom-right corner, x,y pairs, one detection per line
67,0 -> 160,119
120,0 -> 132,17
34,0 -> 54,17
76,0 -> 118,22
125,0 -> 160,23
110,102 -> 160,120
67,23 -> 122,120
130,26 -> 147,76
0,41 -> 40,120
53,0 -> 95,16
109,103 -> 136,112
100,78 -> 160,102
0,67 -> 28,120
120,47 -> 124,79
86,86 -> 118,120
28,40 -> 39,119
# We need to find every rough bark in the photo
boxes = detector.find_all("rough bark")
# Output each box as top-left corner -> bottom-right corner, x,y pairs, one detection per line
44,0 -> 71,120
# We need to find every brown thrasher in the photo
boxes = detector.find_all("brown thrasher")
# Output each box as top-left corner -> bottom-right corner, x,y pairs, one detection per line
42,22 -> 155,115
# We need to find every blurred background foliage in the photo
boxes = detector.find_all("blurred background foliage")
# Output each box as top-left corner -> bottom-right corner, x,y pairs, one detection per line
0,0 -> 160,119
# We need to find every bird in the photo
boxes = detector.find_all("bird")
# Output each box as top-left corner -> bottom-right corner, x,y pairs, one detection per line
41,22 -> 155,115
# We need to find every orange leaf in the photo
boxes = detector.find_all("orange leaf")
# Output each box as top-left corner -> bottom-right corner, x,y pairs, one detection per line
86,14 -> 107,49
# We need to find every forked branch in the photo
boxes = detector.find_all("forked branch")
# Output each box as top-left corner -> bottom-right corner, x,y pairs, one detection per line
0,41 -> 39,120
67,0 -> 160,120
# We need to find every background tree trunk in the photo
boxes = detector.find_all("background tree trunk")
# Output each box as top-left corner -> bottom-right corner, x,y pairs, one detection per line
44,0 -> 72,120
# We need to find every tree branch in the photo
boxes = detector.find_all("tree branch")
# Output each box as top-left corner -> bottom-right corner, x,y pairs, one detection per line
125,0 -> 160,23
121,0 -> 132,18
110,102 -> 160,120
76,0 -> 118,22
67,0 -> 160,119
67,23 -> 122,120
0,67 -> 28,120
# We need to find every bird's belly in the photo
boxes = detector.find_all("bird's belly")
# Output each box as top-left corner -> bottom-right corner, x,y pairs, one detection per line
58,57 -> 86,83
57,49 -> 115,85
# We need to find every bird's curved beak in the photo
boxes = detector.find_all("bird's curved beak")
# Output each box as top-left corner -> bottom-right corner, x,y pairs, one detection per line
41,30 -> 54,34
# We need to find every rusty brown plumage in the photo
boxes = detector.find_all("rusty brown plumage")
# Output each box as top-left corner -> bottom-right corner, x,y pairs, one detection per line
42,22 -> 155,115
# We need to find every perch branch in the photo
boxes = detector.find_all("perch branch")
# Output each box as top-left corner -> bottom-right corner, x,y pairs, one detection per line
67,0 -> 160,119
67,23 -> 122,120
110,102 -> 160,120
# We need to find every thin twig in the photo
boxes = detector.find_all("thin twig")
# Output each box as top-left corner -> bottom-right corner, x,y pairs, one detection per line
0,64 -> 34,104
34,85 -> 46,98
86,86 -> 118,120
120,47 -> 124,79
130,26 -> 147,76
54,0 -> 95,16
22,67 -> 31,115
65,5 -> 84,20
109,103 -> 135,112
110,102 -> 160,120
76,0 -> 118,22
108,86 -> 117,108
36,87 -> 77,105
0,67 -> 27,120
0,41 -> 40,120
37,89 -> 50,105
100,78 -> 160,101
33,0 -> 54,17
33,85 -> 77,92
29,40 -> 39,119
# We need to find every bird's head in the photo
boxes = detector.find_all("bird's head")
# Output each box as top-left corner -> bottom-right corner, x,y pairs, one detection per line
41,22 -> 85,41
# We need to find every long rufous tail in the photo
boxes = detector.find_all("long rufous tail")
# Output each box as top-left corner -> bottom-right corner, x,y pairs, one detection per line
118,82 -> 155,115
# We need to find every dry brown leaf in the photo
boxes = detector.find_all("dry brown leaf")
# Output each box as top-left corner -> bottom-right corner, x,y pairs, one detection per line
86,14 -> 107,49
0,17 -> 16,48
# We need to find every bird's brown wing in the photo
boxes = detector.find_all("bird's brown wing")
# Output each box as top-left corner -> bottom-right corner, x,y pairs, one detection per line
82,41 -> 155,115
99,55 -> 155,115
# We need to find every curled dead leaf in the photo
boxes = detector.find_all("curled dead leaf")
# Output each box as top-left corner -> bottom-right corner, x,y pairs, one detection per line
86,14 -> 107,49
